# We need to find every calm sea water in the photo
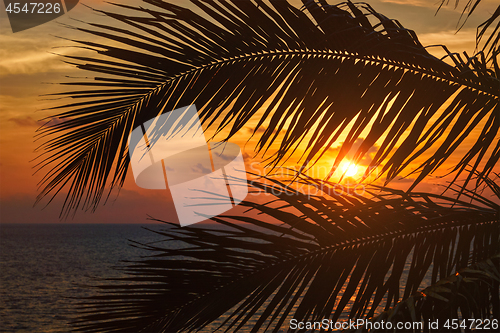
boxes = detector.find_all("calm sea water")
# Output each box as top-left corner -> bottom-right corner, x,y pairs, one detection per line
0,223 -> 164,333
0,223 -> 433,332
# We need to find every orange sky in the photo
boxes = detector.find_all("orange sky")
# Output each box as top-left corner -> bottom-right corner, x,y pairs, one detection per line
0,0 -> 498,224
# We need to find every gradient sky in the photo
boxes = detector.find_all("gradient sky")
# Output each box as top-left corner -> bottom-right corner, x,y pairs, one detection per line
0,0 -> 498,224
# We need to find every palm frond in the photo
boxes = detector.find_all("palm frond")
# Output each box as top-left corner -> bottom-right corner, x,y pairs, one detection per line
437,0 -> 499,63
351,254 -> 500,332
72,174 -> 500,332
476,6 -> 500,64
36,0 -> 499,217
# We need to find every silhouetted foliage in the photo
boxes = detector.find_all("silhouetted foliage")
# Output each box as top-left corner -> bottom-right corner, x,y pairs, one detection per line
437,0 -> 499,63
34,0 -> 499,331
36,0 -> 499,217
349,254 -> 500,332
72,173 -> 500,332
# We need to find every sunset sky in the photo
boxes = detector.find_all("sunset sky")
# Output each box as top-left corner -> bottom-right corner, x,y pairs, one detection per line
0,0 -> 498,224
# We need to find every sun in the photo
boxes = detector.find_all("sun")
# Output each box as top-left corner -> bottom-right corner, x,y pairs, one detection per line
340,160 -> 359,177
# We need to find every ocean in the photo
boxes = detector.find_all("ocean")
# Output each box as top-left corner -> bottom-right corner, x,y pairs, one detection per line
0,223 -> 434,333
0,223 -> 164,333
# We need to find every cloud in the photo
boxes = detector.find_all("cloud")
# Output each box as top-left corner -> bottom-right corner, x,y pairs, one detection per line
327,138 -> 380,165
392,177 -> 416,183
418,29 -> 476,49
0,51 -> 62,75
192,163 -> 211,175
378,0 -> 434,7
214,151 -> 233,161
250,126 -> 283,135
8,116 -> 38,127
43,117 -> 72,127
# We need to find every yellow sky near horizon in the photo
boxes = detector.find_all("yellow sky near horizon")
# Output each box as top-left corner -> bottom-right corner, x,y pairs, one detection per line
0,0 -> 498,224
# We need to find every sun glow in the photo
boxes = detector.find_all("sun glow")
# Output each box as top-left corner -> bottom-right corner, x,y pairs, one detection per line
340,161 -> 359,177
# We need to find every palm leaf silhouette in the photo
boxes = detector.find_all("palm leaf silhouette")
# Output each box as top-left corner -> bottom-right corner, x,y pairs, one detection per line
36,0 -> 499,217
355,254 -> 500,331
71,172 -> 500,332
437,0 -> 499,63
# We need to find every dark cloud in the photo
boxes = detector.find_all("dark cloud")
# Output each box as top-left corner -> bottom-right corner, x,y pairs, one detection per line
8,116 -> 39,127
45,117 -> 68,127
392,177 -> 416,183
214,152 -> 233,161
242,151 -> 252,160
8,115 -> 70,129
327,138 -> 380,165
251,126 -> 283,135
192,163 -> 211,174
